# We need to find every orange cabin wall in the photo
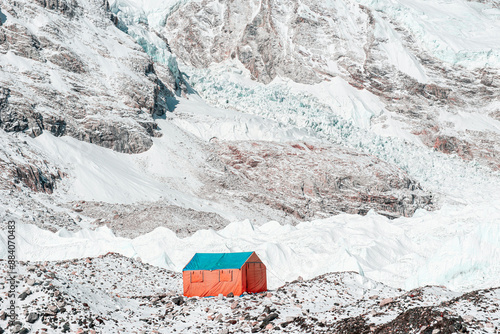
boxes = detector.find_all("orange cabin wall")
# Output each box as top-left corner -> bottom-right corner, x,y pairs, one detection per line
244,252 -> 267,293
183,269 -> 245,297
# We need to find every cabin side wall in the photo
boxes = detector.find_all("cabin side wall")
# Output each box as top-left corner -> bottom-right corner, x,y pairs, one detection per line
245,261 -> 267,293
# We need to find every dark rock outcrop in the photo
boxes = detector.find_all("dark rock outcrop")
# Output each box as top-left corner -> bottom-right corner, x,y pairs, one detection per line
13,165 -> 63,194
0,0 -> 184,154
35,0 -> 77,17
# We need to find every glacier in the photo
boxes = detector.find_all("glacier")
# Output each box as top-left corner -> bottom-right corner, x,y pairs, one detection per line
2,196 -> 500,292
1,0 -> 500,332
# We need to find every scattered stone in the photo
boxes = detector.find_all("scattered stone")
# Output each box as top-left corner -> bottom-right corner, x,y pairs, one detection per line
47,305 -> 58,313
379,298 -> 394,307
227,292 -> 234,298
218,293 -> 224,300
172,296 -> 184,306
19,290 -> 30,301
26,312 -> 39,323
260,313 -> 279,328
462,315 -> 474,322
10,324 -> 22,334
62,322 -> 70,333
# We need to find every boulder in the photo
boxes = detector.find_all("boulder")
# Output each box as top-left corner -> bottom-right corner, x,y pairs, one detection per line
172,296 -> 184,306
379,298 -> 394,307
26,312 -> 39,323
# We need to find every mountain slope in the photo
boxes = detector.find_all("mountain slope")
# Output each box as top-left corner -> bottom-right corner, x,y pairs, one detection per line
0,0 -> 185,154
0,0 -> 441,235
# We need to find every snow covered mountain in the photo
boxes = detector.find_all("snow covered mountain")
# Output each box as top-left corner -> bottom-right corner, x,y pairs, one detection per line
0,0 -> 500,332
112,0 -> 500,169
0,0 -> 439,234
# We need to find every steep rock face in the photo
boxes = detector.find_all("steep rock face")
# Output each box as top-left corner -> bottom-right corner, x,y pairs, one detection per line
0,0 -> 184,153
160,0 -> 500,170
0,130 -> 64,194
35,0 -> 78,17
13,165 -> 63,194
209,140 -> 433,219
0,129 -> 83,233
164,0 -> 369,84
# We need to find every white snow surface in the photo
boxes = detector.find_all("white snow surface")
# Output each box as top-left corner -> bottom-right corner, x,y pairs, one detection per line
358,0 -> 500,69
21,96 -> 313,206
109,0 -> 184,27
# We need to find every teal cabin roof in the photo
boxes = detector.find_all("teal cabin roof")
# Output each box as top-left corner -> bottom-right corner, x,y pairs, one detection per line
183,252 -> 254,271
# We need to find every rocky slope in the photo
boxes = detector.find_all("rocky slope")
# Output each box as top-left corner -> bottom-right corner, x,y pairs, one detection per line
74,136 -> 434,238
210,139 -> 432,219
0,0 -> 186,154
0,1 -> 499,331
0,253 -> 498,333
0,98 -> 434,238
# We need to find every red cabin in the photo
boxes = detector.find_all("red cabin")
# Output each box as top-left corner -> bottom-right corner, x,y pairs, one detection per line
182,252 -> 267,297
